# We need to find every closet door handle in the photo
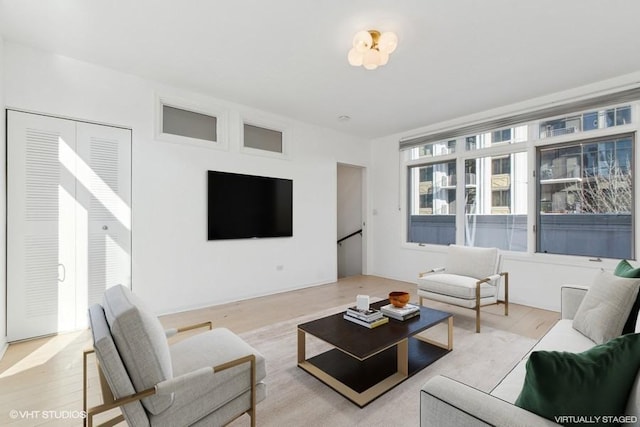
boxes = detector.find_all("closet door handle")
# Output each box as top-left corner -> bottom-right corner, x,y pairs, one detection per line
58,263 -> 66,283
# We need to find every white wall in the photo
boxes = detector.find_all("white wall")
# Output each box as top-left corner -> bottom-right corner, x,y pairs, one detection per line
3,42 -> 369,315
370,73 -> 640,312
0,35 -> 7,356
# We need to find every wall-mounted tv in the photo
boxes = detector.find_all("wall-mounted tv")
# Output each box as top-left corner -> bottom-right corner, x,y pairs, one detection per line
207,171 -> 293,240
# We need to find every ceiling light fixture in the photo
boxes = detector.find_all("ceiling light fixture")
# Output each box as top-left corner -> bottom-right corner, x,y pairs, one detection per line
348,30 -> 398,70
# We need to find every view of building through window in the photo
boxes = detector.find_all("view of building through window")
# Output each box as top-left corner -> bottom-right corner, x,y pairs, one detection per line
538,136 -> 633,258
408,160 -> 456,245
465,152 -> 527,251
405,103 -> 634,259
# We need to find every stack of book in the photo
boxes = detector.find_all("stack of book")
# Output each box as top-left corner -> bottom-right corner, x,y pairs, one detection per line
381,303 -> 421,321
343,306 -> 389,328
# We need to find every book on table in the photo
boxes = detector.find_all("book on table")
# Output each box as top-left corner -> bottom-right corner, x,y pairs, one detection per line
381,303 -> 421,321
343,314 -> 389,328
345,306 -> 384,322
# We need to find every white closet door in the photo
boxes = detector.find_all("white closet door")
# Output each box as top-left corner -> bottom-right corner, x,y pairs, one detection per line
7,111 -> 132,341
7,111 -> 78,340
75,122 -> 131,327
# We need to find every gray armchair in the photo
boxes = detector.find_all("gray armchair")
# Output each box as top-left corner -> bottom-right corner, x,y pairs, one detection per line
83,285 -> 266,427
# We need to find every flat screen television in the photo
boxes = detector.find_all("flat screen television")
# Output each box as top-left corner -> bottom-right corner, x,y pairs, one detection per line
207,171 -> 293,240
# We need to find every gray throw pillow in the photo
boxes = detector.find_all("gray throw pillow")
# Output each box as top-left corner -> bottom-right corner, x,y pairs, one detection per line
573,270 -> 640,345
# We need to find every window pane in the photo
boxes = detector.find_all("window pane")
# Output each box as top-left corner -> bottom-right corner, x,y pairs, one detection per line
538,136 -> 633,258
464,153 -> 527,251
409,140 -> 456,160
539,105 -> 632,139
408,161 -> 456,245
244,124 -> 283,153
162,105 -> 217,142
466,125 -> 528,150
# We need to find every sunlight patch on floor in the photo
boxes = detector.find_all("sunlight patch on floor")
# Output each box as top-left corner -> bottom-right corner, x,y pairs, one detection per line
0,331 -> 84,379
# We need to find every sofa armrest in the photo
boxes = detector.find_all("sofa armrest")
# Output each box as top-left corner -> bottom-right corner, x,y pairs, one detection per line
421,376 -> 559,427
561,285 -> 588,320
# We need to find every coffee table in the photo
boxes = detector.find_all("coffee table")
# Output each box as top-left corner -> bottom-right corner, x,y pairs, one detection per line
297,300 -> 453,407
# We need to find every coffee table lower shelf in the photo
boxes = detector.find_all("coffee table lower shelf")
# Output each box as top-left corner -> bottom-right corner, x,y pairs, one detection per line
297,335 -> 450,407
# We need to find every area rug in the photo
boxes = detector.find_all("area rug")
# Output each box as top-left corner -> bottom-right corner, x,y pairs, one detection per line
228,304 -> 537,427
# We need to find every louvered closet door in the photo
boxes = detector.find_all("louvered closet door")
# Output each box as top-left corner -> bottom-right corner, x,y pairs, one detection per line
74,122 -> 131,327
7,111 -> 132,341
7,111 -> 78,340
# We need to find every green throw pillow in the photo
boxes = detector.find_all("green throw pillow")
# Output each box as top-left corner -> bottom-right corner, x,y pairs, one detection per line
615,260 -> 640,334
615,259 -> 640,278
515,333 -> 640,427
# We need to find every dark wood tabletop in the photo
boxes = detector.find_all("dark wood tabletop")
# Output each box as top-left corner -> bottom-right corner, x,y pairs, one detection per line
298,300 -> 452,359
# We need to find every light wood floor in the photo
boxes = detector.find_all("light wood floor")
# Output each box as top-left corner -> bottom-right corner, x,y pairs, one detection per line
0,275 -> 559,426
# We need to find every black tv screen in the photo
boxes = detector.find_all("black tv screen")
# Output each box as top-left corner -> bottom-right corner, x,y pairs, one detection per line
207,171 -> 293,240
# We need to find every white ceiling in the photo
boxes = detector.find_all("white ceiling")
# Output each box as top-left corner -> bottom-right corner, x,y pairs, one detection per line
2,0 -> 640,139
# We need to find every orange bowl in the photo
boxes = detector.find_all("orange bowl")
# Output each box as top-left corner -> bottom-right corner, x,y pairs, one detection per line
389,291 -> 410,308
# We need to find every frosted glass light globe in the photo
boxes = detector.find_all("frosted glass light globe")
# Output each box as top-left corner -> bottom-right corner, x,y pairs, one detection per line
362,49 -> 381,70
352,30 -> 373,53
378,31 -> 398,54
347,48 -> 364,66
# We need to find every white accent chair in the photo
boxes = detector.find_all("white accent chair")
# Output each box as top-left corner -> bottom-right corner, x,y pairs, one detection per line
83,285 -> 266,427
417,245 -> 509,333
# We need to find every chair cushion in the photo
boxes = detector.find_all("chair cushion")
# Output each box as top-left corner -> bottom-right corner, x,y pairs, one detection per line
445,245 -> 498,280
514,333 -> 640,426
102,285 -> 174,415
88,304 -> 151,426
572,270 -> 640,345
150,328 -> 266,426
418,273 -> 496,300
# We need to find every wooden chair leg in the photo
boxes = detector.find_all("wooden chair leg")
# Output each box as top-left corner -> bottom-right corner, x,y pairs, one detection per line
419,296 -> 424,306
504,272 -> 509,316
475,282 -> 481,333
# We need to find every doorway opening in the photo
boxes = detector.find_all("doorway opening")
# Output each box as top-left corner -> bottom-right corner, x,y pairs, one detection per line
337,163 -> 365,278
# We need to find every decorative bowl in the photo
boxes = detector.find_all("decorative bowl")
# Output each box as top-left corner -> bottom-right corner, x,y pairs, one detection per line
388,291 -> 410,308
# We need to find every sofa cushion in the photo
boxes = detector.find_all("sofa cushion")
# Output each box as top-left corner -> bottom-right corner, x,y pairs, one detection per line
445,245 -> 498,280
515,333 -> 640,427
491,319 -> 596,404
615,260 -> 640,334
572,270 -> 640,345
417,273 -> 496,300
103,285 -> 174,415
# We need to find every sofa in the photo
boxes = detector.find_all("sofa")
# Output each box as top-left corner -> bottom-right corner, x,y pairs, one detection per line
420,283 -> 640,427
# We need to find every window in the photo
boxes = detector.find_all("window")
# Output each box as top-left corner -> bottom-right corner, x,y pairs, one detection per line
538,135 -> 633,258
466,125 -> 527,151
492,156 -> 511,174
465,153 -> 528,251
157,97 -> 228,149
162,105 -> 217,141
240,115 -> 289,158
539,105 -> 631,138
409,140 -> 456,160
407,161 -> 456,245
243,124 -> 283,154
492,129 -> 512,144
401,99 -> 636,258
